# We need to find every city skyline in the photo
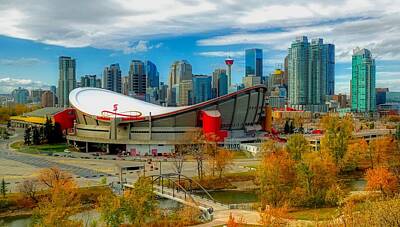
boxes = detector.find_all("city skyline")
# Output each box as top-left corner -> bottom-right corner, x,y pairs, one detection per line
0,0 -> 400,94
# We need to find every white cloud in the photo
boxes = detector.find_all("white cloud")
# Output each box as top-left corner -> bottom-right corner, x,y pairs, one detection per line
0,57 -> 43,66
0,77 -> 50,93
0,0 -> 398,59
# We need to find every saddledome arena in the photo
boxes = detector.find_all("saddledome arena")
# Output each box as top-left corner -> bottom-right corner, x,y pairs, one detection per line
67,85 -> 268,155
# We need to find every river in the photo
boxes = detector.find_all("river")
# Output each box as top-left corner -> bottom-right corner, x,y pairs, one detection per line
0,199 -> 181,227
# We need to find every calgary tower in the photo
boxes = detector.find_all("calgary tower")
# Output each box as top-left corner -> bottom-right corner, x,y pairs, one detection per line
225,57 -> 234,87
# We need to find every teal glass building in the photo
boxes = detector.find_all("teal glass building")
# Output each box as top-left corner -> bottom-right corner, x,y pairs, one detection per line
351,48 -> 376,112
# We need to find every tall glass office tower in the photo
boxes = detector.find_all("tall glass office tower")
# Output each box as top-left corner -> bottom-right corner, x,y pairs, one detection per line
245,48 -> 263,77
192,75 -> 212,104
58,56 -> 76,107
351,48 -> 376,113
145,60 -> 159,88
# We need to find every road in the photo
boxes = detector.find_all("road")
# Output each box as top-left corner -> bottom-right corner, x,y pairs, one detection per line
0,128 -> 260,192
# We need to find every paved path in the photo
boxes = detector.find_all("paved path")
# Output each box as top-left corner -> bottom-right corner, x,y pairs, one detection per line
0,132 -> 107,178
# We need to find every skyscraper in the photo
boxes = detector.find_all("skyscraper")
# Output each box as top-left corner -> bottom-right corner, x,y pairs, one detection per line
212,69 -> 228,98
58,56 -> 76,107
81,75 -> 101,88
12,87 -> 29,104
128,60 -> 146,98
103,64 -> 122,93
288,36 -> 334,112
192,75 -> 212,104
122,76 -> 129,96
167,60 -> 192,106
245,48 -> 263,77
351,48 -> 376,113
288,37 -> 309,108
145,60 -> 159,88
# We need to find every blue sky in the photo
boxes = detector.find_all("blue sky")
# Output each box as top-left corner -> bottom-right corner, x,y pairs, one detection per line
0,0 -> 399,94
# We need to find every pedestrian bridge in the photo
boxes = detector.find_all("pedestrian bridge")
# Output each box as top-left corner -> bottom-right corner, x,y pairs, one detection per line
123,173 -> 228,220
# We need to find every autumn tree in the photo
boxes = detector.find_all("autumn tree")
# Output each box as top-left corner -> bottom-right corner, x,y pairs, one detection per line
343,139 -> 369,171
257,150 -> 296,208
259,204 -> 290,226
320,115 -> 353,167
204,133 -> 221,177
286,134 -> 310,161
294,152 -> 338,207
260,140 -> 281,154
122,177 -> 157,225
367,136 -> 396,169
365,167 -> 399,196
18,179 -> 39,203
38,167 -> 73,189
183,131 -> 207,180
97,191 -> 124,227
226,213 -> 247,227
214,148 -> 234,179
33,168 -> 81,227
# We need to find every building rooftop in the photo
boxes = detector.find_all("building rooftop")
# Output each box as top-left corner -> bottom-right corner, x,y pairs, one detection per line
23,107 -> 64,118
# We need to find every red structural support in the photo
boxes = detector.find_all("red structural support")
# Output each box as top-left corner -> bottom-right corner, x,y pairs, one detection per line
201,110 -> 227,142
53,108 -> 76,131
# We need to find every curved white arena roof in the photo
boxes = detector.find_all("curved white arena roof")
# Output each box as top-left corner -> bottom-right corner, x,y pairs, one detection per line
69,87 -> 186,118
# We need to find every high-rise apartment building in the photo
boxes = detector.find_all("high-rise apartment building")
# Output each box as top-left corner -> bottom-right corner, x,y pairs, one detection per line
58,56 -> 76,107
192,75 -> 212,104
178,80 -> 193,106
41,90 -> 56,107
212,69 -> 228,98
288,36 -> 334,112
12,87 -> 29,104
103,64 -> 122,93
128,60 -> 146,98
81,75 -> 101,88
30,89 -> 45,103
351,48 -> 376,113
245,48 -> 263,77
122,76 -> 129,96
167,60 -> 192,106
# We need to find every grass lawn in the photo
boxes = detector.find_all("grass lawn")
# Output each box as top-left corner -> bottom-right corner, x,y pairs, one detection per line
244,164 -> 259,170
232,151 -> 253,159
197,190 -> 258,204
289,207 -> 339,221
11,142 -> 69,155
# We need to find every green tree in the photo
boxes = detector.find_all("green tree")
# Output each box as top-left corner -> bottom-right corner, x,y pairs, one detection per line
320,115 -> 353,167
32,127 -> 41,145
24,127 -> 31,145
43,117 -> 54,144
284,120 -> 290,134
286,134 -> 310,161
122,177 -> 157,225
0,178 -> 7,198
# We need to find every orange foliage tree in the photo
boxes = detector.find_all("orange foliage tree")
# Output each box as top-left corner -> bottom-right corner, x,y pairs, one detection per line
33,167 -> 81,227
214,148 -> 234,179
257,148 -> 296,208
320,115 -> 353,168
367,137 -> 396,169
365,167 -> 399,196
343,139 -> 369,171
